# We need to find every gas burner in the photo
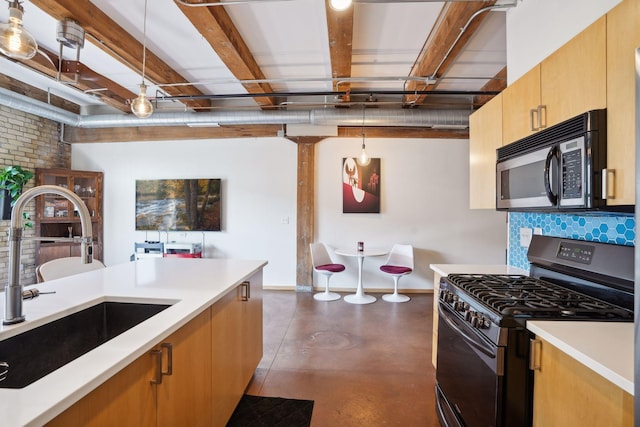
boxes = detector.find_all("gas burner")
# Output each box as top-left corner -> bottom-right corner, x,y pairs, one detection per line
445,274 -> 633,321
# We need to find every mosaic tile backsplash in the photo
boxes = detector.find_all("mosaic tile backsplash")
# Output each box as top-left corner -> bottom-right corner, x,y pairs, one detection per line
508,212 -> 635,271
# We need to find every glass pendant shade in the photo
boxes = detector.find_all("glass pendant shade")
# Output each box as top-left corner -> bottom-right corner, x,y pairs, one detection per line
330,0 -> 352,11
357,141 -> 371,166
131,83 -> 153,118
0,2 -> 37,60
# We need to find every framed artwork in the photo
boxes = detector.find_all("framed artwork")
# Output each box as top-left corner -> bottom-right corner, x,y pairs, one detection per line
135,179 -> 222,231
342,157 -> 381,213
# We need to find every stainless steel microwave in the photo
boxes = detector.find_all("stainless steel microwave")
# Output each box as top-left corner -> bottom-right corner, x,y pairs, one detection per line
496,109 -> 607,212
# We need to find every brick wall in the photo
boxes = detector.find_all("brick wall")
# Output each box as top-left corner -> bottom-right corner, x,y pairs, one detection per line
0,105 -> 70,286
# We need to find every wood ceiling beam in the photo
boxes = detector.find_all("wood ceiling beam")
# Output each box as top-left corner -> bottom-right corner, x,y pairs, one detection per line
62,124 -> 467,143
325,0 -> 354,102
175,1 -> 276,107
29,0 -> 211,111
403,1 -> 497,106
0,73 -> 81,113
473,66 -> 506,108
62,124 -> 283,143
14,48 -> 135,113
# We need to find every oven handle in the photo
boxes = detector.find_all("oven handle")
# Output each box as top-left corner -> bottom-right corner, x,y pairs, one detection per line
544,145 -> 558,205
439,303 -> 497,359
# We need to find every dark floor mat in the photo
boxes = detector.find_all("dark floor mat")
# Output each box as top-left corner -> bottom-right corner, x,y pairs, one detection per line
226,395 -> 314,427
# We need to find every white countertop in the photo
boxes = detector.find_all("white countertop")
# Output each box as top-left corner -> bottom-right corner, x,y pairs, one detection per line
429,264 -> 529,277
0,257 -> 267,427
527,320 -> 633,395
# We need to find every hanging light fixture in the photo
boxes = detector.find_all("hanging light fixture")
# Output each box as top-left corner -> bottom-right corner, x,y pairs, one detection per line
0,0 -> 38,60
329,0 -> 352,11
131,0 -> 153,118
357,105 -> 371,167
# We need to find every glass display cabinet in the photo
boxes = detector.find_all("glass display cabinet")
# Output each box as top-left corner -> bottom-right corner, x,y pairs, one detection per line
35,168 -> 103,265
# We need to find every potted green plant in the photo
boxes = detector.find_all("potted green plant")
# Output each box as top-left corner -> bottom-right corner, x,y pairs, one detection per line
0,165 -> 34,220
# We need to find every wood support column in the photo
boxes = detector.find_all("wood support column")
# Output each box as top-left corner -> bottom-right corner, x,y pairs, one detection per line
289,136 -> 322,292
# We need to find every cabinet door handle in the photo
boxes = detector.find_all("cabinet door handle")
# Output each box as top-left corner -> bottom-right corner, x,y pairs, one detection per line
537,105 -> 547,129
161,343 -> 173,376
241,281 -> 250,301
530,108 -> 539,131
150,343 -> 173,384
150,349 -> 163,384
602,168 -> 615,200
529,339 -> 542,371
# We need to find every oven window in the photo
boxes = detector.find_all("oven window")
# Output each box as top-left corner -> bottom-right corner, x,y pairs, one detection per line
501,161 -> 547,200
437,304 -> 502,426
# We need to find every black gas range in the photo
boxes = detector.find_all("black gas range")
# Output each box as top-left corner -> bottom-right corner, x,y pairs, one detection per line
435,235 -> 634,427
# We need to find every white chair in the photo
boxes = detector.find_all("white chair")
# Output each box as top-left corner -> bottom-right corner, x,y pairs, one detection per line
380,244 -> 413,303
310,242 -> 345,301
36,257 -> 106,282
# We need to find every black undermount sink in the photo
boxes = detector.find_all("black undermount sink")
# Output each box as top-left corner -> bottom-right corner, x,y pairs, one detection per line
0,301 -> 171,389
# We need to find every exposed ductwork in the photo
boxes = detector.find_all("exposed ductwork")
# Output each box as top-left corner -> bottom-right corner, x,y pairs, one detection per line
0,87 -> 470,130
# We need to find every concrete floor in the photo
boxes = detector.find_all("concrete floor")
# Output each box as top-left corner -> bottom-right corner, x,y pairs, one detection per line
246,290 -> 440,427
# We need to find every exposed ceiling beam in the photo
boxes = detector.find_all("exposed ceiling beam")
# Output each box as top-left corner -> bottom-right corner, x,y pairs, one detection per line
175,0 -> 276,107
62,124 -> 467,143
338,126 -> 468,139
15,47 -> 135,113
473,66 -> 506,107
0,73 -> 80,113
325,0 -> 354,103
403,0 -> 497,106
28,0 -> 211,111
63,124 -> 282,143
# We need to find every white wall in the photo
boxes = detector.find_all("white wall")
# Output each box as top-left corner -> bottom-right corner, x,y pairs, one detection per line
72,135 -> 508,290
71,138 -> 298,286
506,0 -> 622,83
315,137 -> 507,291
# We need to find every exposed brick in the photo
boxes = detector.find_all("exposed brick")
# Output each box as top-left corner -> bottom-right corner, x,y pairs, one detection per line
0,106 -> 68,285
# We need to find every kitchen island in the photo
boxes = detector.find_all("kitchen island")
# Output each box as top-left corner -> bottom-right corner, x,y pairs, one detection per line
0,257 -> 266,427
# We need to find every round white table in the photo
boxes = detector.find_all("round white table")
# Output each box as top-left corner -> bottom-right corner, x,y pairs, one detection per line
335,247 -> 388,304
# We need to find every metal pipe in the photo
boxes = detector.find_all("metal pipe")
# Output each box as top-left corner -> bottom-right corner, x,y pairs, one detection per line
0,86 -> 471,129
4,185 -> 93,325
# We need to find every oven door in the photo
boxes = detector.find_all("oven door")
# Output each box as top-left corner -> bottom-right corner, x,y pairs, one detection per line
496,145 -> 558,210
436,301 -> 504,427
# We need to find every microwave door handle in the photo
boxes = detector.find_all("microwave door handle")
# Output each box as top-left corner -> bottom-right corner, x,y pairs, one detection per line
544,146 -> 558,205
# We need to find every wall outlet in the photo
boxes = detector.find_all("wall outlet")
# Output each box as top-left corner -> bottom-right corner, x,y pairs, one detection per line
533,228 -> 542,235
281,216 -> 289,224
520,227 -> 533,247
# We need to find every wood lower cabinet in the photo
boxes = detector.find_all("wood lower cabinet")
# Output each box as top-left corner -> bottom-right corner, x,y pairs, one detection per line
606,0 -> 640,206
532,338 -> 633,427
469,93 -> 502,209
431,270 -> 443,368
47,276 -> 263,427
212,273 -> 263,426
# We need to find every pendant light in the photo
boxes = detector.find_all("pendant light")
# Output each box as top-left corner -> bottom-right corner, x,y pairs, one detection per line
0,0 -> 38,60
131,0 -> 153,118
357,105 -> 371,167
329,0 -> 352,11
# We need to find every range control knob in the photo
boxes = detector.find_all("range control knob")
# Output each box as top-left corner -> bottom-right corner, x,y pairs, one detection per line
470,315 -> 479,328
453,300 -> 464,311
464,310 -> 476,321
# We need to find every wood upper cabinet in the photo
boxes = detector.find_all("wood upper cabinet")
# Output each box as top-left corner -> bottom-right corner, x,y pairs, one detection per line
606,0 -> 640,206
531,338 -> 633,427
540,16 -> 607,127
501,16 -> 607,145
469,93 -> 502,209
502,65 -> 541,144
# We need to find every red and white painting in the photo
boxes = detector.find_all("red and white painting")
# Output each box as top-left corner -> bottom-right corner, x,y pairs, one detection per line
342,157 -> 380,214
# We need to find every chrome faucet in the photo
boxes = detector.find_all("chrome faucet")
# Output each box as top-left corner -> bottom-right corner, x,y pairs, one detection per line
3,185 -> 93,325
